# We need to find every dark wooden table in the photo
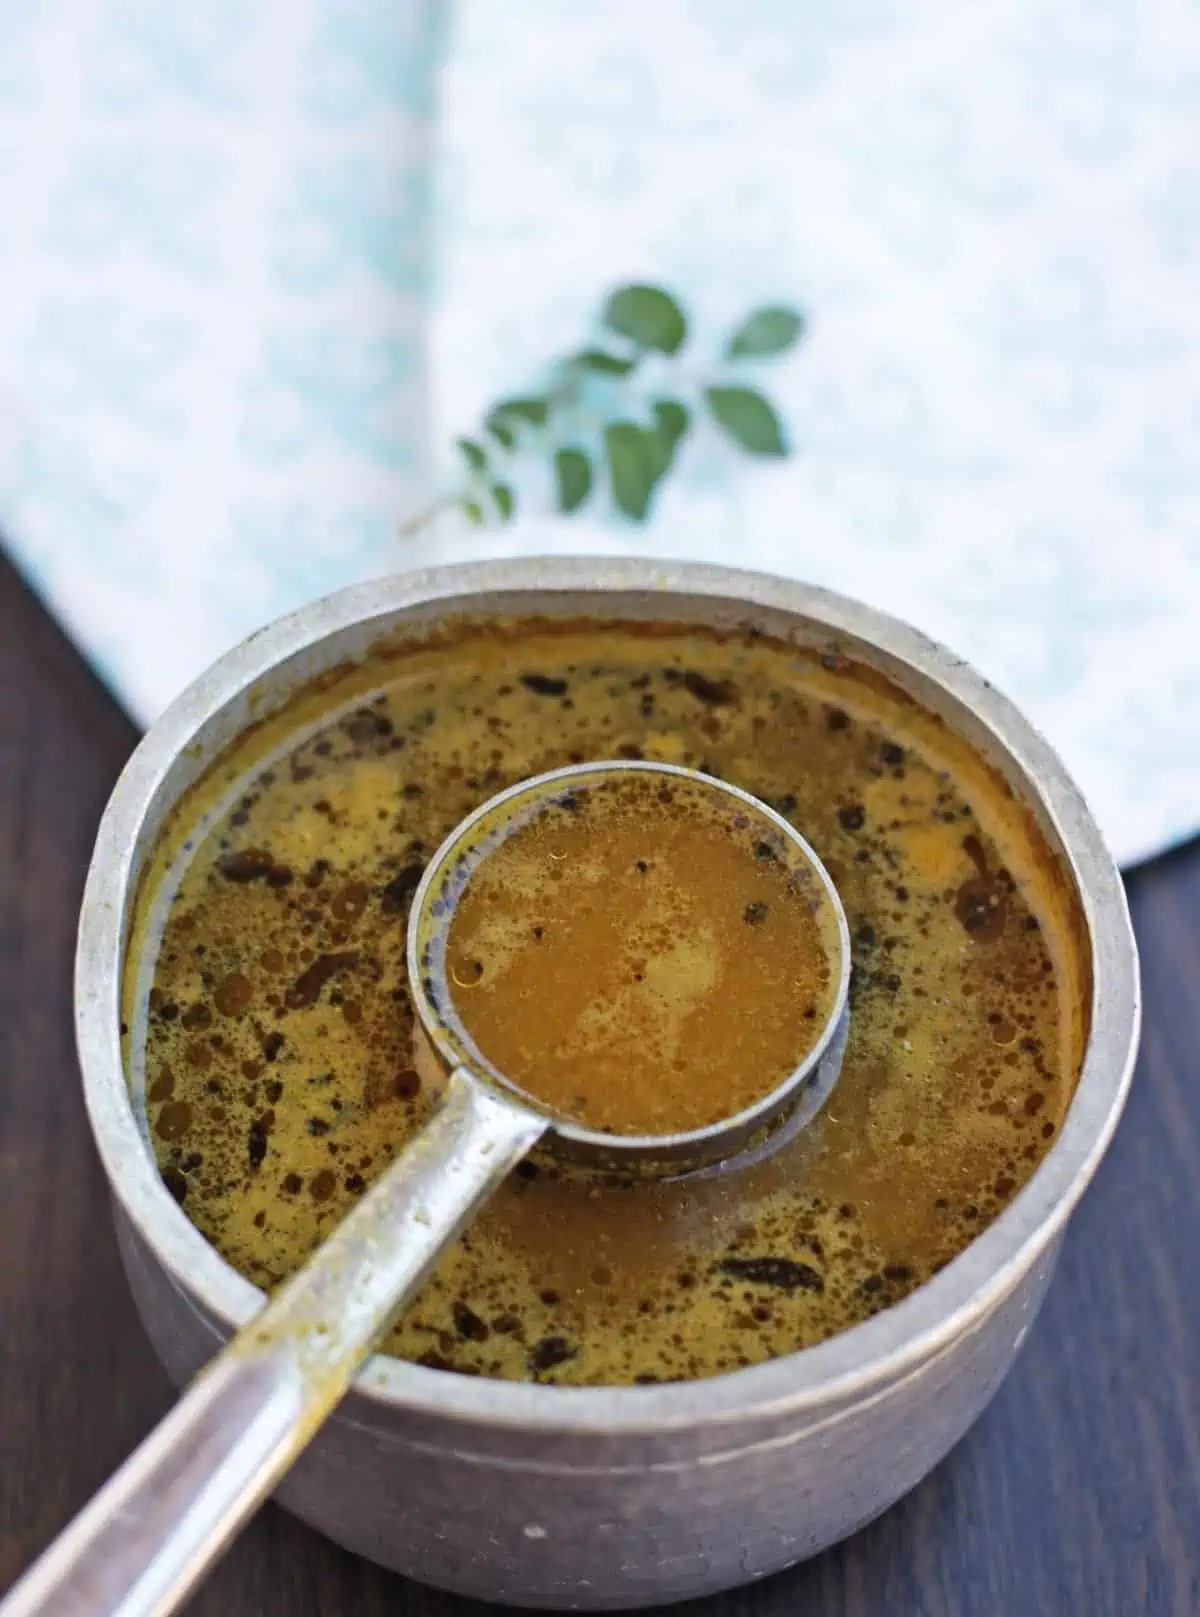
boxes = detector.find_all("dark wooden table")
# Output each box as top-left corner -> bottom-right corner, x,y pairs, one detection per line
1,549 -> 1196,1617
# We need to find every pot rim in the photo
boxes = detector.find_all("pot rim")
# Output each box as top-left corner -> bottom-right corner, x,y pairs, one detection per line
76,556 -> 1140,1437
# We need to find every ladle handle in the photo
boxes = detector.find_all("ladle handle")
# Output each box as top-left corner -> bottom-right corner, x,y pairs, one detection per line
0,1071 -> 544,1617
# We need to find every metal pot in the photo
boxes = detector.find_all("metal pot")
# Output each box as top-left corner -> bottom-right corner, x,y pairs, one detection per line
76,558 -> 1139,1610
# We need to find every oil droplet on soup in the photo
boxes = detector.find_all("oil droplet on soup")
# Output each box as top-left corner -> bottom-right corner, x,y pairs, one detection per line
127,623 -> 1089,1386
442,772 -> 836,1136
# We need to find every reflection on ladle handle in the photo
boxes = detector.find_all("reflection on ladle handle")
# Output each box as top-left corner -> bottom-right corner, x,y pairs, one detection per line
0,1072 -> 545,1617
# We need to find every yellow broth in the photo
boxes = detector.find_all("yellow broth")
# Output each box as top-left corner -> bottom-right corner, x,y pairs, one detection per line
440,770 -> 836,1136
126,621 -> 1089,1385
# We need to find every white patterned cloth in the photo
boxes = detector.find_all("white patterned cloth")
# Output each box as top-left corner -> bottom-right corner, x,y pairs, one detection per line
0,0 -> 442,718
2,1 -> 1200,868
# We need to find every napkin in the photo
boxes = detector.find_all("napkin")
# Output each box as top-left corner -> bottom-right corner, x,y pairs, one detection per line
0,0 -> 443,717
3,0 -> 1200,870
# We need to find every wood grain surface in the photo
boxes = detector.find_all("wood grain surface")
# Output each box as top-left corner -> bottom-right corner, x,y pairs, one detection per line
0,550 -> 1196,1617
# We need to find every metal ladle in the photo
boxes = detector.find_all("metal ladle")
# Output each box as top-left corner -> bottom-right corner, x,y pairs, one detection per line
1,762 -> 851,1617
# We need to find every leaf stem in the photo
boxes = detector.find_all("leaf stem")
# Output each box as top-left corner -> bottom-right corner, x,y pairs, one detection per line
398,492 -> 459,540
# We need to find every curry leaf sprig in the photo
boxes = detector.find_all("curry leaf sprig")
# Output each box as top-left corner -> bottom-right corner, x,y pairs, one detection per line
444,283 -> 805,530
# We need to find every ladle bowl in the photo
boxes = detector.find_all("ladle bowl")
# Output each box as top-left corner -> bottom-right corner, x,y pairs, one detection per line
411,760 -> 851,1176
